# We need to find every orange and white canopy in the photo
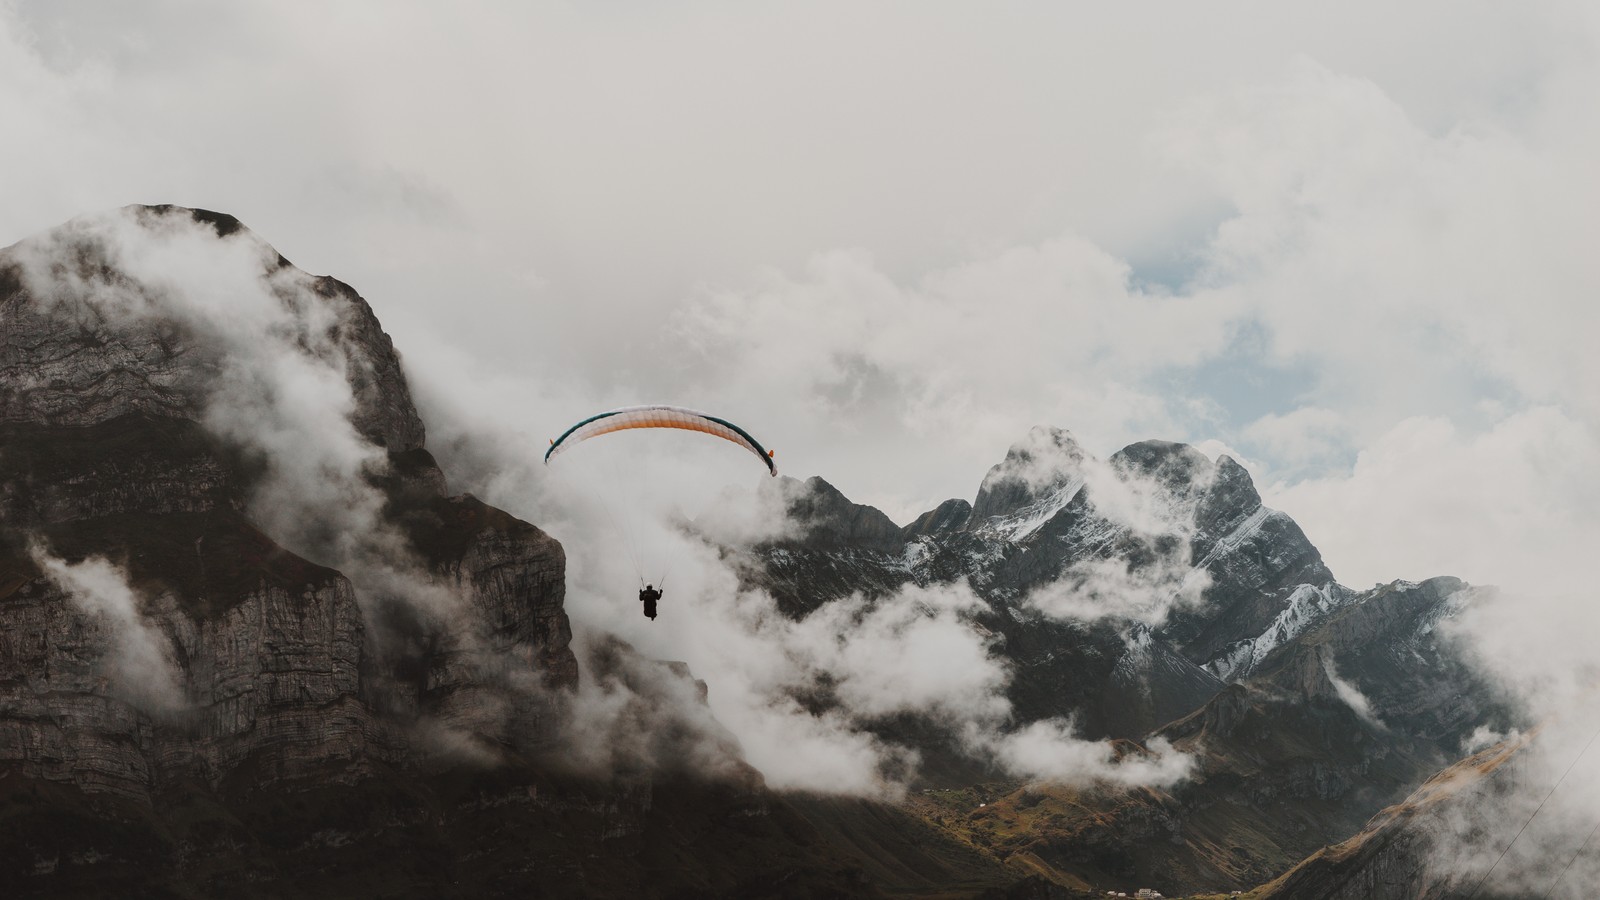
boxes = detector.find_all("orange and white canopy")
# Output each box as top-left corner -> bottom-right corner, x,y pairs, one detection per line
544,405 -> 777,475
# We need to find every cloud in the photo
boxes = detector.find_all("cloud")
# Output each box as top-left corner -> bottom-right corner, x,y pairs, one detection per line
547,630 -> 757,785
1019,450 -> 1215,625
5,209 -> 551,770
431,420 -> 1196,796
1241,407 -> 1351,471
10,207 -> 469,640
788,582 -> 1010,723
1418,723 -> 1600,899
4,1 -> 1585,518
1025,554 -> 1209,628
992,722 -> 1191,788
669,240 -> 1238,517
30,546 -> 186,715
1463,724 -> 1523,755
1168,54 -> 1600,881
1262,409 -> 1600,589
1323,657 -> 1385,730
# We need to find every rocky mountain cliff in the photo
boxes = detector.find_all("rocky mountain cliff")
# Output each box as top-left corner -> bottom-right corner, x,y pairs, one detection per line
729,427 -> 1512,894
0,206 -> 1012,898
0,205 -> 574,802
1255,735 -> 1532,900
0,205 -> 1522,899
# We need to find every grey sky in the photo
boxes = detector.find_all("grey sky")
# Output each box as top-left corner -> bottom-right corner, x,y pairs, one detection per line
3,1 -> 1597,592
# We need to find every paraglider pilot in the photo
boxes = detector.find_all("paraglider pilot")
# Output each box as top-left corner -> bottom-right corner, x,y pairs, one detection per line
639,584 -> 662,620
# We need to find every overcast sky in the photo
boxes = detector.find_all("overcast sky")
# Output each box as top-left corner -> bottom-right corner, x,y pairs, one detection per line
3,0 -> 1598,593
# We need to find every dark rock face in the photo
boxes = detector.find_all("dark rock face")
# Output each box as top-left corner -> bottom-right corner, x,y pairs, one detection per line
0,416 -> 242,524
919,575 -> 1503,896
1110,439 -> 1215,505
0,531 -> 381,799
1101,624 -> 1227,740
0,206 -> 575,806
1250,577 -> 1508,745
901,497 -> 973,538
970,426 -> 1088,522
773,475 -> 904,549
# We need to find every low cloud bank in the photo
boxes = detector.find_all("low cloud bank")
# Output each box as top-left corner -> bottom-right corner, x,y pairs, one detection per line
995,723 -> 1191,788
433,415 -> 1197,796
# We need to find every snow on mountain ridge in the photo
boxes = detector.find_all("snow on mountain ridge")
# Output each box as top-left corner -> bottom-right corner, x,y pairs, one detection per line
1204,582 -> 1355,682
1410,586 -> 1472,644
971,474 -> 1087,542
1193,505 -> 1277,569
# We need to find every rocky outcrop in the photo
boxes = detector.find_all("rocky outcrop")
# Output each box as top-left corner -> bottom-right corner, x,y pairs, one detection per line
970,426 -> 1088,522
1154,450 -> 1341,671
0,206 -> 423,451
770,475 -> 904,549
0,416 -> 242,525
1249,577 -> 1505,743
1255,738 -> 1528,900
383,490 -> 578,748
0,206 -> 576,806
1101,624 -> 1226,739
901,497 -> 973,538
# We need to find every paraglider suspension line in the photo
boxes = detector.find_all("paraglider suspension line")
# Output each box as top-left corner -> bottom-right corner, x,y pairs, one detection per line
1465,716 -> 1600,900
1544,810 -> 1600,898
577,453 -> 646,585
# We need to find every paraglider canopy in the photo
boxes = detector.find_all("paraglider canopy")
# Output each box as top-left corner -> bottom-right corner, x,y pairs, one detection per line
544,404 -> 777,476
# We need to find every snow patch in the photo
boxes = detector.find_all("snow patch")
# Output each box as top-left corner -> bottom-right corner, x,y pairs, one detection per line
1205,583 -> 1352,681
1192,505 -> 1276,570
1409,586 -> 1473,643
900,537 -> 933,571
973,475 -> 1086,543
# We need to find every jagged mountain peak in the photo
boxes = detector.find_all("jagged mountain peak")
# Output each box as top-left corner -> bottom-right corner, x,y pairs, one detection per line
765,473 -> 903,548
971,425 -> 1089,521
780,431 -> 1270,551
133,204 -> 254,242
970,432 -> 1266,540
1108,441 -> 1268,530
1110,438 -> 1214,482
900,497 -> 973,538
